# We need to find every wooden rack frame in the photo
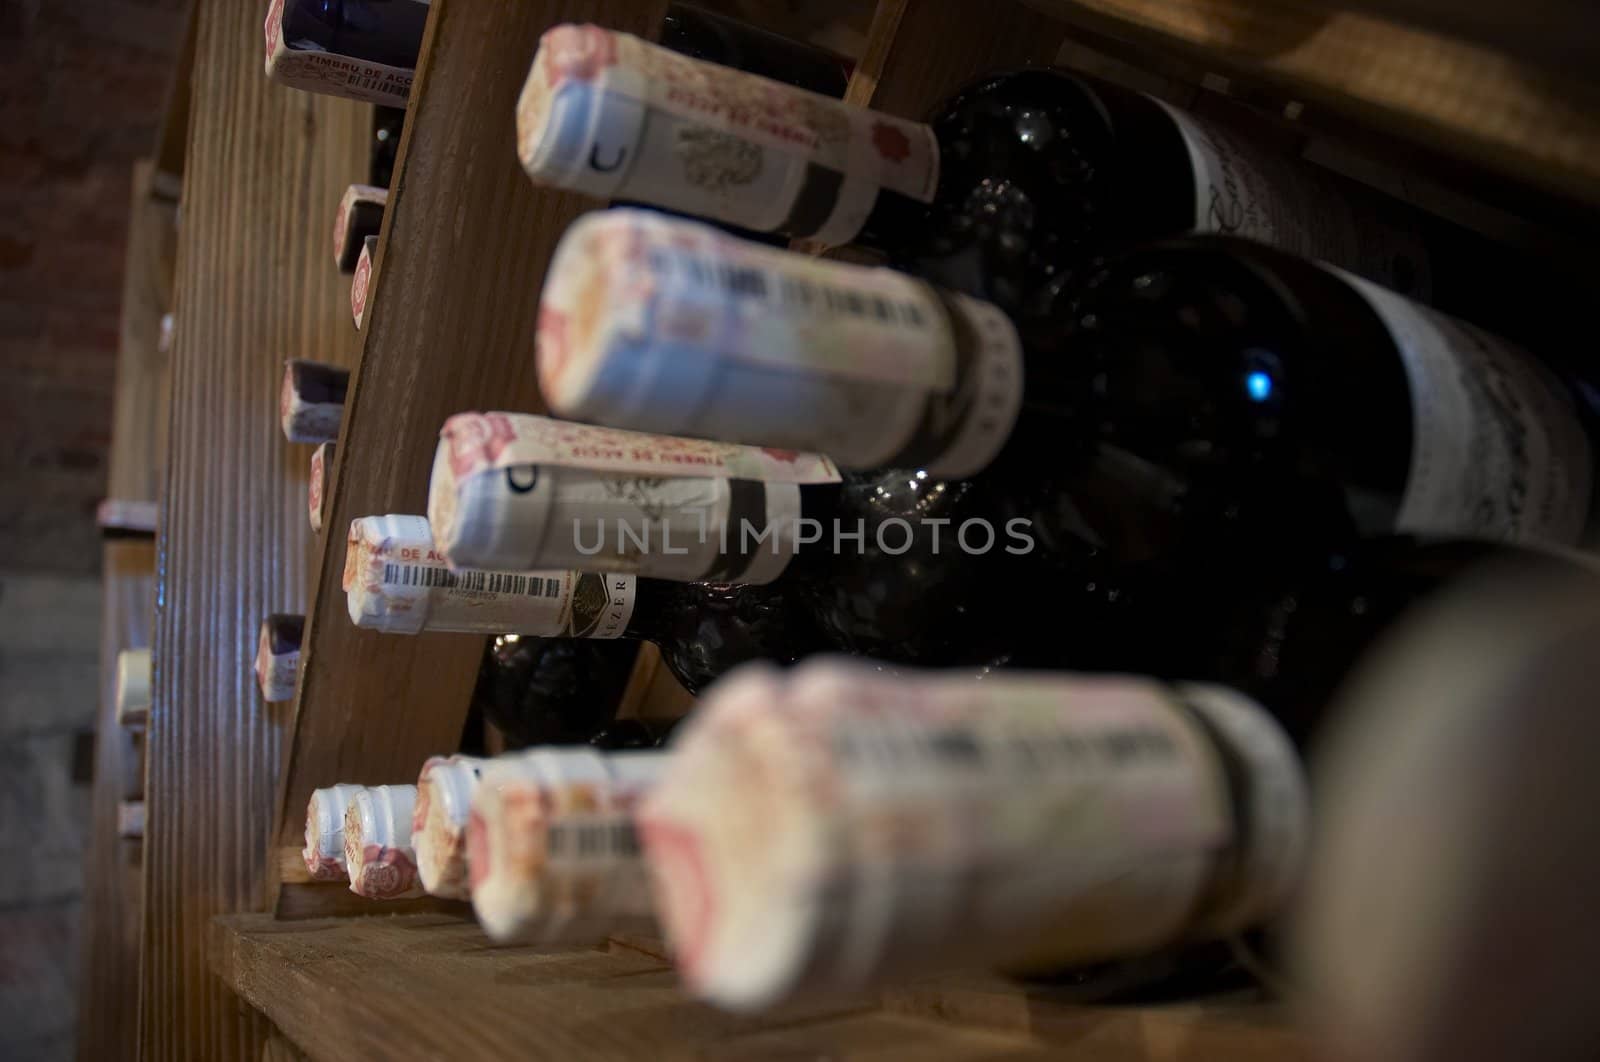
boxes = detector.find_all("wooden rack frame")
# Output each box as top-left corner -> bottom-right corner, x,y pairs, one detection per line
127,0 -> 1600,1059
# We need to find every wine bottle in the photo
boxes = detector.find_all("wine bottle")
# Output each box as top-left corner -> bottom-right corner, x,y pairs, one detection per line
333,183 -> 386,273
345,512 -> 823,690
278,0 -> 429,70
466,747 -> 663,943
369,106 -> 404,187
343,783 -> 425,899
308,442 -> 333,533
264,0 -> 425,106
638,657 -> 1308,1010
516,24 -> 1426,308
115,648 -> 152,728
657,4 -> 851,97
303,782 -> 367,881
351,235 -> 377,329
537,210 -> 1597,556
473,636 -> 637,751
428,414 -> 1047,665
117,801 -> 147,841
254,613 -> 303,703
279,359 -> 348,445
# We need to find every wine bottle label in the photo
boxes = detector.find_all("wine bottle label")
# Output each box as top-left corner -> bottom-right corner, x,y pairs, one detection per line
344,513 -> 637,638
1154,100 -> 1432,298
431,412 -> 826,580
304,783 -> 365,882
308,443 -> 333,534
333,184 -> 387,272
1178,684 -> 1310,938
538,210 -> 1024,476
263,0 -> 416,107
1338,271 -> 1594,545
517,25 -> 938,244
254,621 -> 299,703
640,662 -> 1237,1008
351,236 -> 376,330
344,785 -> 424,899
470,749 -> 664,943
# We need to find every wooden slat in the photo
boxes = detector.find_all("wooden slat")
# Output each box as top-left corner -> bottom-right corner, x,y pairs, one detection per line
76,539 -> 157,1062
212,914 -> 1052,1062
270,0 -> 671,904
105,161 -> 178,506
846,0 -> 1068,114
613,644 -> 698,722
1025,0 -> 1600,210
141,0 -> 369,1057
154,1 -> 198,195
883,973 -> 1307,1061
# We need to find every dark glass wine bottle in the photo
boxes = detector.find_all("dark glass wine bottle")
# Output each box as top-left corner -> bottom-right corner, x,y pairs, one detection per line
369,106 -> 405,187
281,0 -> 430,70
472,636 -> 637,748
345,514 -> 827,691
658,3 -> 850,96
535,210 -> 1597,566
516,24 -> 1427,310
428,415 -> 1100,667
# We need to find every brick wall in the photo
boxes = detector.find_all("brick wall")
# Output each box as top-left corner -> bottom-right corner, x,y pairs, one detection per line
0,0 -> 187,575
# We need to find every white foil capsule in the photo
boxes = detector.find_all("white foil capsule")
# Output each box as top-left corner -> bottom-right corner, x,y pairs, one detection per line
254,614 -> 303,703
115,648 -> 152,728
343,784 -> 424,900
304,783 -> 368,882
279,359 -> 348,444
333,183 -> 387,273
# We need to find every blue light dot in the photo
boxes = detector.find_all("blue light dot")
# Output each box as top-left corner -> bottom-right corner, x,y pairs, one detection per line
1246,371 -> 1273,402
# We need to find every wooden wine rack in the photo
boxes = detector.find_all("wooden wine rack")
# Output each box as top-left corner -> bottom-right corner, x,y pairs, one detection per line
109,0 -> 1600,1059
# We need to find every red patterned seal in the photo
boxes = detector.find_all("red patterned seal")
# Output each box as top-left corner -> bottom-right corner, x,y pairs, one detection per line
353,845 -> 421,899
442,412 -> 518,480
539,24 -> 619,85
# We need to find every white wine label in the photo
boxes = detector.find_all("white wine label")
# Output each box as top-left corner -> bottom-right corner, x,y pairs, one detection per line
1340,271 -> 1594,545
1178,684 -> 1310,937
641,662 -> 1235,1009
517,25 -> 938,243
440,412 -> 840,486
351,236 -> 376,330
263,0 -> 415,107
470,749 -> 665,943
1155,99 -> 1432,299
538,210 -> 1022,472
344,513 -> 636,637
332,183 -> 387,270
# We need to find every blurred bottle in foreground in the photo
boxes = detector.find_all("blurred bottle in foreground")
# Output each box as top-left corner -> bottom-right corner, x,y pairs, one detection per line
1295,560 -> 1600,1062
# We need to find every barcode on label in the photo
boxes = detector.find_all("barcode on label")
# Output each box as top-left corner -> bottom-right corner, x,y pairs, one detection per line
546,820 -> 641,859
381,563 -> 561,598
653,250 -> 929,329
836,723 -> 1181,774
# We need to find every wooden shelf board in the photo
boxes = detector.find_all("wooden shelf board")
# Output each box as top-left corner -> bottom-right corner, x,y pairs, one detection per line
1025,0 -> 1600,212
212,913 -> 1077,1061
270,0 -> 671,897
140,0 -> 370,1057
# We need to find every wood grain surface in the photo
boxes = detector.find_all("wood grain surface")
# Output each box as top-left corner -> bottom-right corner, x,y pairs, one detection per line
77,539 -> 157,1062
846,0 -> 1068,115
140,0 -> 369,1057
1025,0 -> 1600,209
269,0 -> 670,884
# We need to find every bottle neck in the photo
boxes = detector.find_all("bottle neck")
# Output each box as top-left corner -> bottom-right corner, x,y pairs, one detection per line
518,26 -> 938,246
